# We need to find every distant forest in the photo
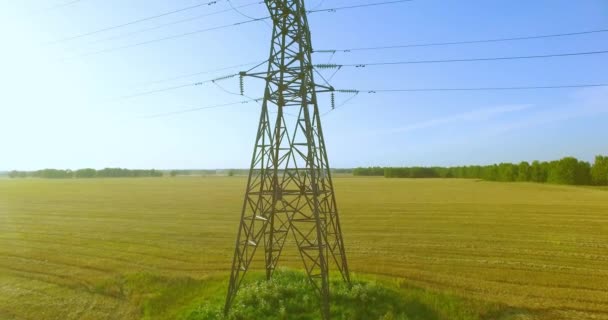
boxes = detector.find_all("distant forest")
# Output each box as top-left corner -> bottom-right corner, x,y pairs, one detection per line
8,168 -> 164,179
7,157 -> 608,186
6,168 -> 228,179
6,168 -> 355,179
353,155 -> 608,186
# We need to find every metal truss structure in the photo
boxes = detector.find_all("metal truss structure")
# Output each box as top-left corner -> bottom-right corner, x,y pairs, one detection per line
224,1 -> 350,319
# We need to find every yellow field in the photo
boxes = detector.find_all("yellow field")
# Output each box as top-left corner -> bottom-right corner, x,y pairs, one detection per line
0,177 -> 607,320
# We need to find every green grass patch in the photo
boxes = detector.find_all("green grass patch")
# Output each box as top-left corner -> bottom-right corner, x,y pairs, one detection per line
94,269 -> 527,320
94,273 -> 225,320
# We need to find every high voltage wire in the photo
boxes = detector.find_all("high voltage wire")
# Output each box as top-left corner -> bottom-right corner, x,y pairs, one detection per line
308,0 -> 413,13
59,0 -> 606,119
314,50 -> 608,68
136,60 -> 265,87
139,83 -> 608,119
29,0 -> 86,14
321,92 -> 360,117
310,0 -> 327,10
325,84 -> 608,94
46,0 -> 226,45
64,17 -> 269,60
227,0 -> 272,29
38,0 -> 84,12
51,0 -> 410,46
119,45 -> 606,113
139,99 -> 260,119
83,1 -> 264,47
113,73 -> 238,101
319,84 -> 608,116
212,80 -> 302,117
115,83 -> 200,101
213,80 -> 295,116
55,0 -> 83,7
51,0 -> 404,47
315,28 -> 608,53
116,60 -> 266,101
61,0 -> 412,59
228,0 -> 259,20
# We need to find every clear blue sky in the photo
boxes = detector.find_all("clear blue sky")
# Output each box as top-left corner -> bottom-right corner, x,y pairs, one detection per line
0,0 -> 606,170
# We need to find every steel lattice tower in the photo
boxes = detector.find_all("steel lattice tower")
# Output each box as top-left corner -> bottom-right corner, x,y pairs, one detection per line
224,1 -> 350,319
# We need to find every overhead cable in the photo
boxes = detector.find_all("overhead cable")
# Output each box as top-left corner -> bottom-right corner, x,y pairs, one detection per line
314,28 -> 608,53
47,0 -> 225,45
314,50 -> 608,68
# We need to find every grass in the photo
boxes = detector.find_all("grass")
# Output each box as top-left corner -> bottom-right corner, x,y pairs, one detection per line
0,177 -> 607,319
118,269 -> 496,320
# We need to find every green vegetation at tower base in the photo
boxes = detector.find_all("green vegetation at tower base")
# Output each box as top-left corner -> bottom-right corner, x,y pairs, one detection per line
94,270 -> 525,320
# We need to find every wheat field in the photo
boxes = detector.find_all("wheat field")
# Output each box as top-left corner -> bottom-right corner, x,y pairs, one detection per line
0,177 -> 607,320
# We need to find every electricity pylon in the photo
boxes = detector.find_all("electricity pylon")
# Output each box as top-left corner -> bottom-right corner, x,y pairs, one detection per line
224,1 -> 350,319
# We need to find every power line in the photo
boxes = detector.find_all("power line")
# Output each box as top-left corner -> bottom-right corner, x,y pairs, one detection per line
227,0 -> 272,29
139,99 -> 259,119
46,0 -> 83,10
319,83 -> 608,117
308,0 -> 413,13
326,83 -> 608,94
136,60 -> 264,87
61,0 -> 412,59
139,83 -> 608,119
210,78 -> 294,116
310,0 -> 327,10
212,80 -> 246,97
64,17 -> 269,60
113,73 -> 238,101
321,91 -> 359,117
83,1 -> 264,47
315,50 -> 608,68
54,0 -> 83,7
114,83 -> 199,101
46,0 -> 225,45
315,28 -> 608,53
32,0 -> 85,14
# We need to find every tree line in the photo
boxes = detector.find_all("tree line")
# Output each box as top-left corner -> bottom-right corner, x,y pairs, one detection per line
9,168 -> 163,179
353,155 -> 608,186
